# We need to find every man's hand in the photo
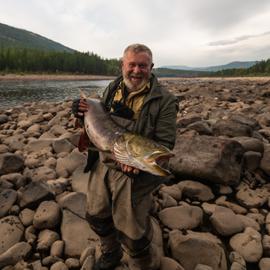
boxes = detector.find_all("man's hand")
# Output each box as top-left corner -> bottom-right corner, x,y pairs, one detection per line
120,164 -> 139,175
72,99 -> 88,118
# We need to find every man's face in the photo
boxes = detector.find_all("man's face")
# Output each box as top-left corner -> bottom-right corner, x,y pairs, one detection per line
122,51 -> 153,91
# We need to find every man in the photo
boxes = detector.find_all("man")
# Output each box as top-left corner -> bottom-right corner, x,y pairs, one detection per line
72,44 -> 177,270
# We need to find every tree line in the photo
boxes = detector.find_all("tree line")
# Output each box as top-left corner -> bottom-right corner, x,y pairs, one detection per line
213,59 -> 270,76
0,47 -> 120,75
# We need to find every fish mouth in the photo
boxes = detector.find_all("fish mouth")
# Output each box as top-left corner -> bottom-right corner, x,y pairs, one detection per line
145,151 -> 174,176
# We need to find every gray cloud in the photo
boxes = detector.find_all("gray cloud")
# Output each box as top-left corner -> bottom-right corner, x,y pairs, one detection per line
208,31 -> 270,46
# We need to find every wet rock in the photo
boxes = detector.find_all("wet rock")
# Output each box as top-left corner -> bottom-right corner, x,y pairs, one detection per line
159,204 -> 203,230
0,216 -> 24,255
0,189 -> 17,218
230,227 -> 263,262
170,134 -> 244,185
169,230 -> 227,270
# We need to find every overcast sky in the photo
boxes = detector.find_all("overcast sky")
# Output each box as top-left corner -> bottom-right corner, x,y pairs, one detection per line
1,0 -> 270,67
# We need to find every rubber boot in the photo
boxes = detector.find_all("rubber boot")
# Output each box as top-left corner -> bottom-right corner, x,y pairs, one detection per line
128,245 -> 160,270
94,233 -> 123,270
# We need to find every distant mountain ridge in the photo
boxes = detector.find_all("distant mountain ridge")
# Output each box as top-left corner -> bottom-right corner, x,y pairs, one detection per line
0,22 -> 74,52
160,61 -> 258,72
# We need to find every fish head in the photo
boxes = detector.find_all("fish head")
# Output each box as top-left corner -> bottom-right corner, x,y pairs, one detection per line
113,133 -> 174,176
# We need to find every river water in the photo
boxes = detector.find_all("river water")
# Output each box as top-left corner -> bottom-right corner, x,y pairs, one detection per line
0,79 -> 111,108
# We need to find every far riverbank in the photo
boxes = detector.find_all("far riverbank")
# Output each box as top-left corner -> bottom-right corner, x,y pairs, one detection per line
0,74 -> 115,81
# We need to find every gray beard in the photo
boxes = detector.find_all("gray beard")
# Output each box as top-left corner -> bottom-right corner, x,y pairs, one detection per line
123,77 -> 148,92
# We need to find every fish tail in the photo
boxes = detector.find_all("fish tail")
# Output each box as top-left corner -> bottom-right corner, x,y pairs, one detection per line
80,89 -> 88,99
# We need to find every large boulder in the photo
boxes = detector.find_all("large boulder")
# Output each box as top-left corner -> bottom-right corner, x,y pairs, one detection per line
169,133 -> 244,185
169,230 -> 227,270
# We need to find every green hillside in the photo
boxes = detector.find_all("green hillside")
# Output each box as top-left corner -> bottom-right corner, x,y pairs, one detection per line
0,22 -> 74,52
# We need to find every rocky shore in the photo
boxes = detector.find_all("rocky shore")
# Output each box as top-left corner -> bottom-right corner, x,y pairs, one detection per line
1,77 -> 270,269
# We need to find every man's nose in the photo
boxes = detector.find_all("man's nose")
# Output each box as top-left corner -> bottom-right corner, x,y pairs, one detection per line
133,65 -> 141,73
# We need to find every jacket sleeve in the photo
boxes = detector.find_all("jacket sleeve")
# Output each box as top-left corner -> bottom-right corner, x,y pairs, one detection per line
154,94 -> 178,150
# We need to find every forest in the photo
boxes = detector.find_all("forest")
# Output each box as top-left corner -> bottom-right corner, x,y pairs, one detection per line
0,47 -> 120,75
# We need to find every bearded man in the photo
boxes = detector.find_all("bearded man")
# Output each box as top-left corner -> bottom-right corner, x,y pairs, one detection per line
72,44 -> 178,270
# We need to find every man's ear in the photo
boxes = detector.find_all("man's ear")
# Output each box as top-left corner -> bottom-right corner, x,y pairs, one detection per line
151,63 -> 154,69
120,57 -> 123,67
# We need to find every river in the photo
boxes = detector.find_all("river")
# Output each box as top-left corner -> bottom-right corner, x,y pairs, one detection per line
0,79 -> 111,108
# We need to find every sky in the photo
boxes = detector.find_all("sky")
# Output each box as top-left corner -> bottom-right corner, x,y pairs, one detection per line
1,0 -> 270,67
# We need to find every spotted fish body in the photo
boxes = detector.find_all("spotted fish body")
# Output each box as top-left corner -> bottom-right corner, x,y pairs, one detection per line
81,92 -> 174,176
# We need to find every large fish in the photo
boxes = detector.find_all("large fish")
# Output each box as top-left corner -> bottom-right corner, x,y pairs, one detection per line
80,92 -> 174,176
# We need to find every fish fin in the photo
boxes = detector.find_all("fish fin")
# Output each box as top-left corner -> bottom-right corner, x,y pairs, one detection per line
113,141 -> 138,168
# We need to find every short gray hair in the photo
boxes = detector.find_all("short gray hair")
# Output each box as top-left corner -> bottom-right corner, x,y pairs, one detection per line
123,43 -> 153,62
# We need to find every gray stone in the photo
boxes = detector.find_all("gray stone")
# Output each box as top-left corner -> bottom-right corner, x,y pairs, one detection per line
178,180 -> 214,201
230,227 -> 263,262
25,139 -> 54,152
37,229 -> 60,251
232,136 -> 264,153
65,258 -> 80,269
71,166 -> 89,194
19,208 -> 35,226
236,183 -> 268,208
33,200 -> 61,229
210,206 -> 244,236
56,149 -> 87,176
0,189 -> 17,218
18,181 -> 54,209
159,184 -> 182,201
169,230 -> 227,270
50,240 -> 64,258
169,134 -> 244,185
58,192 -> 86,218
229,251 -> 246,270
159,204 -> 203,230
160,257 -> 185,270
259,258 -> 270,270
0,115 -> 8,124
61,209 -> 98,257
260,144 -> 270,176
52,138 -> 75,154
0,153 -> 24,175
212,119 -> 253,137
0,242 -> 31,268
0,216 -> 24,255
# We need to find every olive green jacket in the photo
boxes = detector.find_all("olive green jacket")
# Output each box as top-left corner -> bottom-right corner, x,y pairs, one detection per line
102,74 -> 178,150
